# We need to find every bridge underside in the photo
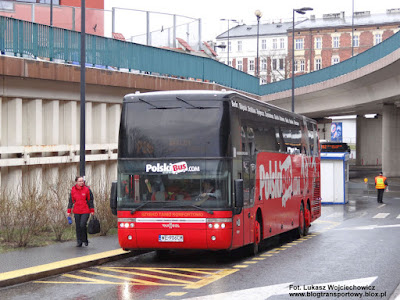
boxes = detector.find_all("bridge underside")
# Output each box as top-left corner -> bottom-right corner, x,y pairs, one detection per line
262,48 -> 400,176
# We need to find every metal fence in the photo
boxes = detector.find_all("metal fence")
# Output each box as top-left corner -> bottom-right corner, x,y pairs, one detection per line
0,15 -> 399,97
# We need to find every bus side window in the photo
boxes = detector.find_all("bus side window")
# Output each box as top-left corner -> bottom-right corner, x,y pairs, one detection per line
275,127 -> 287,153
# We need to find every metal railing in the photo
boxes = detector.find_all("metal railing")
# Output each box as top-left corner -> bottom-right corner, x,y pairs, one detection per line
0,16 -> 399,97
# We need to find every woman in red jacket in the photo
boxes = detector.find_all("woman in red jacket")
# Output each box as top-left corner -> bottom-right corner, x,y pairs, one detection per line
67,176 -> 94,247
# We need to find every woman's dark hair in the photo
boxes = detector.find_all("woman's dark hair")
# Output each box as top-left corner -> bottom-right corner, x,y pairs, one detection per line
75,176 -> 84,182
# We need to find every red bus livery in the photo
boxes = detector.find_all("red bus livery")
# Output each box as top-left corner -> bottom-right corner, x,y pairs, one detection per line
110,90 -> 321,254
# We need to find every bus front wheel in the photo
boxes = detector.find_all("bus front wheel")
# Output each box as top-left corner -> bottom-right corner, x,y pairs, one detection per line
249,219 -> 261,256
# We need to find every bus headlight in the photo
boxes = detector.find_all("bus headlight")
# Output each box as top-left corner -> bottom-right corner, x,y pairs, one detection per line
221,223 -> 226,229
211,236 -> 216,241
214,224 -> 220,229
127,235 -> 133,240
208,224 -> 213,229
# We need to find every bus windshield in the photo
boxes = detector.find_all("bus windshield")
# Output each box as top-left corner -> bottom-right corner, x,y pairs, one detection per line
118,160 -> 231,210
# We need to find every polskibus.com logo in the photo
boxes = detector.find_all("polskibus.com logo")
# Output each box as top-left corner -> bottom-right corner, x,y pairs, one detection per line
145,162 -> 200,174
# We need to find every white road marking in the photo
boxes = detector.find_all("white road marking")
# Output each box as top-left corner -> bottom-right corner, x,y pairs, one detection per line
337,224 -> 400,230
397,215 -> 400,219
183,277 -> 377,300
377,204 -> 386,209
373,213 -> 390,218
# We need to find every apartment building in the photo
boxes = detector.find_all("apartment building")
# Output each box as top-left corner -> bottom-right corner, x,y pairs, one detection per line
216,22 -> 292,84
215,9 -> 400,84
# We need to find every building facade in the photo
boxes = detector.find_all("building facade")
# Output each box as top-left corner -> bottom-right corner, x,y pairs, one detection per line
0,0 -> 105,35
215,9 -> 400,84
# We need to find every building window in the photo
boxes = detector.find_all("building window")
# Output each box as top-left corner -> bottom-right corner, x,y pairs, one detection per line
279,58 -> 284,70
332,57 -> 340,65
262,39 -> 267,50
315,58 -> 321,70
333,36 -> 339,48
315,37 -> 322,49
294,60 -> 298,72
280,38 -> 285,49
352,35 -> 359,47
249,60 -> 255,71
220,42 -> 226,51
375,33 -> 382,45
272,39 -> 277,49
228,41 -> 231,53
261,59 -> 267,71
237,60 -> 243,71
295,38 -> 304,50
300,60 -> 305,72
237,41 -> 242,52
228,60 -> 232,67
272,59 -> 277,70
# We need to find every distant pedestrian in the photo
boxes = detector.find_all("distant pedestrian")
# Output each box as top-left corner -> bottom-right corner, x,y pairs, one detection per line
67,176 -> 94,247
375,172 -> 388,203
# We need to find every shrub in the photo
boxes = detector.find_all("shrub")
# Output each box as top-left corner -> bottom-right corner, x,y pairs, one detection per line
13,183 -> 47,247
46,177 -> 74,241
91,179 -> 117,236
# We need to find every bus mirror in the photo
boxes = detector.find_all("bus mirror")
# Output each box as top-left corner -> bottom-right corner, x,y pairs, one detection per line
110,181 -> 117,216
234,179 -> 244,209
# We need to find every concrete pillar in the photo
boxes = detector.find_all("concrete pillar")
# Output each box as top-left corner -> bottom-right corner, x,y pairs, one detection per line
93,103 -> 107,144
43,165 -> 59,192
26,166 -> 43,195
93,161 -> 107,193
86,102 -> 93,144
44,100 -> 59,145
355,115 -> 382,166
382,104 -> 400,176
107,104 -> 120,143
8,98 -> 23,146
107,161 -> 118,182
5,98 -> 23,196
64,101 -> 78,144
24,99 -> 43,145
355,115 -> 363,166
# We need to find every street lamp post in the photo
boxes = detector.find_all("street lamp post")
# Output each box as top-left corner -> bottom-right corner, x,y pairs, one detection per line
255,10 -> 262,78
291,7 -> 313,113
220,18 -> 238,66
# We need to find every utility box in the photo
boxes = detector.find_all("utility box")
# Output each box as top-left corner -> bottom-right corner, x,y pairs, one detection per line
321,152 -> 350,204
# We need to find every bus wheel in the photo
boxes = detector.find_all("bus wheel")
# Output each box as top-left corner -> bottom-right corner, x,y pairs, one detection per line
250,219 -> 261,256
297,203 -> 305,238
304,203 -> 311,236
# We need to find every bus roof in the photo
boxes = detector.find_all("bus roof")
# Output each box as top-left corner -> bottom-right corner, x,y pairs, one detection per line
124,90 -> 316,125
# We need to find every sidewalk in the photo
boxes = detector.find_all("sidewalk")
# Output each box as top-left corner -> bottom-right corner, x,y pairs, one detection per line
0,235 -> 134,288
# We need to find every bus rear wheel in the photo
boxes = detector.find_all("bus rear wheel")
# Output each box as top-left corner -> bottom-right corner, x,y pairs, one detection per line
297,203 -> 305,238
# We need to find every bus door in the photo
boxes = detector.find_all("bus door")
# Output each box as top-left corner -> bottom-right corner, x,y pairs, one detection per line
242,126 -> 256,246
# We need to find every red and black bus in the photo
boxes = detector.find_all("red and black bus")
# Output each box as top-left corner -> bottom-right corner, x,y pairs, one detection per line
110,90 -> 321,254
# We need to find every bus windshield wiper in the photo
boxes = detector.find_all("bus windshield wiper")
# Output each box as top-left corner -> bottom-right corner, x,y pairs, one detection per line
178,204 -> 214,215
130,201 -> 169,214
138,98 -> 179,109
176,97 -> 218,110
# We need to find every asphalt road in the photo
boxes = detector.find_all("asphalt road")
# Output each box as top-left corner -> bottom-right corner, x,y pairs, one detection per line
1,169 -> 400,300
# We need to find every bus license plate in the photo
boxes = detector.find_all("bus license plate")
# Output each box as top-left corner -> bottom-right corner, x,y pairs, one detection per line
158,235 -> 184,242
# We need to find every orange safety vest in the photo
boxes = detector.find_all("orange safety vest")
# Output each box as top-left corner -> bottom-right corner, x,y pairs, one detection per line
375,175 -> 387,189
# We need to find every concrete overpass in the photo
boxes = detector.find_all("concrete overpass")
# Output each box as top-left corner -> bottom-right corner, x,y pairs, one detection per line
1,20 -> 400,194
261,35 -> 400,176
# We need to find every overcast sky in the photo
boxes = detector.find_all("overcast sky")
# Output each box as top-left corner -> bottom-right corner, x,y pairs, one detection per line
105,0 -> 400,41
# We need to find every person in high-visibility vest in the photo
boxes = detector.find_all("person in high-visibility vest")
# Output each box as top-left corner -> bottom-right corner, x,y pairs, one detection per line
375,172 -> 388,203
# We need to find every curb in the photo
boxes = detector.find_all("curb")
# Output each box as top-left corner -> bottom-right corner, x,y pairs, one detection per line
0,249 -> 134,288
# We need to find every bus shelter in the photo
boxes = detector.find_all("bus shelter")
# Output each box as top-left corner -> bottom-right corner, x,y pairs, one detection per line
320,152 -> 350,204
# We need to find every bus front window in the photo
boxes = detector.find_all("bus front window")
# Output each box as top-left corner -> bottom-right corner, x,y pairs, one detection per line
117,160 -> 231,210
